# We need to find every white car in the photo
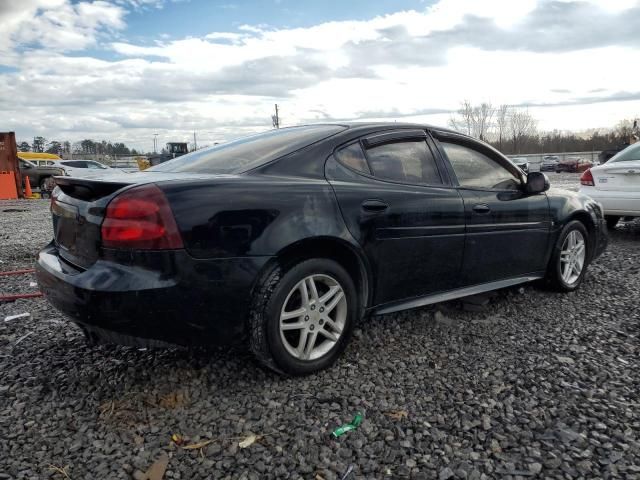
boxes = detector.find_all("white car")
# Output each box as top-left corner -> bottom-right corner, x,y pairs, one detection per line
541,155 -> 560,171
510,157 -> 529,173
52,160 -> 127,177
579,142 -> 640,229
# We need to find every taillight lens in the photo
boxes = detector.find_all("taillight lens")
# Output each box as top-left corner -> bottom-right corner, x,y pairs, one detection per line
580,168 -> 595,186
101,184 -> 183,249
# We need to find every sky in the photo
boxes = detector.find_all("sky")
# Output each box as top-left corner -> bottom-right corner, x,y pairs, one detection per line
1,0 -> 640,151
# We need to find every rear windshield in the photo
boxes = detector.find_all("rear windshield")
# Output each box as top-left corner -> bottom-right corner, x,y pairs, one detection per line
609,143 -> 640,163
148,125 -> 346,174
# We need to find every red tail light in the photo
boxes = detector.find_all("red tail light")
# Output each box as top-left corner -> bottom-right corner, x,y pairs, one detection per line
580,168 -> 594,186
101,184 -> 183,250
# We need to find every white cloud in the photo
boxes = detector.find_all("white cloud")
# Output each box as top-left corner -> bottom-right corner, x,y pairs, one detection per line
1,0 -> 640,150
0,0 -> 126,63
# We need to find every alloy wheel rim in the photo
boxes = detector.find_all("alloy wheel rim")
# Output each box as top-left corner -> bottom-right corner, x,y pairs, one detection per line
560,230 -> 586,285
279,274 -> 347,361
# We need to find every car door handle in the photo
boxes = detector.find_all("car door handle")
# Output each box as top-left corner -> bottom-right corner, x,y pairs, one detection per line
361,200 -> 389,212
472,203 -> 491,214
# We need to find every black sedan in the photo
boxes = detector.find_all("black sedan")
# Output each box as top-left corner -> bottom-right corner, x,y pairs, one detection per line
36,123 -> 608,375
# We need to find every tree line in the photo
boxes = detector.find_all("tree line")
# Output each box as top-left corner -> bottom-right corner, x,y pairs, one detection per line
17,137 -> 140,156
448,101 -> 638,155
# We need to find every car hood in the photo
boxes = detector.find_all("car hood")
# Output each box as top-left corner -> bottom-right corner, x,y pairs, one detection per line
548,186 -> 598,206
547,186 -> 580,197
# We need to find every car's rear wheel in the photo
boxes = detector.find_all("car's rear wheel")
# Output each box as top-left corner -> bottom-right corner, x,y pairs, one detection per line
605,215 -> 620,230
546,220 -> 589,292
249,258 -> 357,375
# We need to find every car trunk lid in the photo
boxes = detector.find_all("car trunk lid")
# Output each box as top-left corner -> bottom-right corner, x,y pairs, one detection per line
590,160 -> 640,192
51,172 -> 230,269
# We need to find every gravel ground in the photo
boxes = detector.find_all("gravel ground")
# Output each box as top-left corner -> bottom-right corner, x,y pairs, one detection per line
1,173 -> 639,480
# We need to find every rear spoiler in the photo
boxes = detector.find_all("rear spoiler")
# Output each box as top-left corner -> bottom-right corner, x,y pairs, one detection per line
55,176 -> 132,201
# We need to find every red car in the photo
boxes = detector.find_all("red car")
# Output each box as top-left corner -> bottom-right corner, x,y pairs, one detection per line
555,157 -> 593,173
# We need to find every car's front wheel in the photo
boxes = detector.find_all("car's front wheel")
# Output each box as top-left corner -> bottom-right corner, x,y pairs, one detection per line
249,258 -> 357,375
546,220 -> 589,292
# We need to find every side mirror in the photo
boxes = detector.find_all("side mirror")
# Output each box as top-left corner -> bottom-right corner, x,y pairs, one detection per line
525,171 -> 549,194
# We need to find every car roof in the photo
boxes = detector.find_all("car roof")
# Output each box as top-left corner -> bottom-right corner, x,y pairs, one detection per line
334,121 -> 463,137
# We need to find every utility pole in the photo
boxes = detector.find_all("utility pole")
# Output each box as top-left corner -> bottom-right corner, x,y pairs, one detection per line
272,104 -> 280,129
193,132 -> 197,151
153,133 -> 158,153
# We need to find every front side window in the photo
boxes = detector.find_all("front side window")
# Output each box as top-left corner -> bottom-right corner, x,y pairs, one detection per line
365,140 -> 442,185
62,161 -> 87,168
441,142 -> 520,190
335,142 -> 370,174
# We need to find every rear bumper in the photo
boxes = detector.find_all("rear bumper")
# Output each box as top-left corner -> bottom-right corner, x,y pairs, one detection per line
35,242 -> 272,347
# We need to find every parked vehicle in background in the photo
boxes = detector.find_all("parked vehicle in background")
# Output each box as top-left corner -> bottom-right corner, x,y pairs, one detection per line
580,142 -> 640,229
36,123 -> 608,375
18,159 -> 65,193
555,156 -> 592,173
511,157 -> 529,173
598,147 -> 625,165
541,155 -> 560,171
52,160 -> 128,177
17,152 -> 62,167
148,142 -> 190,166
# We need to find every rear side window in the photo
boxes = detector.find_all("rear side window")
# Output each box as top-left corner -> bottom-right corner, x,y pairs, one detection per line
149,125 -> 346,174
86,162 -> 107,169
441,142 -> 519,190
62,161 -> 87,168
609,143 -> 640,163
366,140 -> 442,185
335,142 -> 371,174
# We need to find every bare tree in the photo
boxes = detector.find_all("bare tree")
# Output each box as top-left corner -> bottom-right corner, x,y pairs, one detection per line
495,105 -> 509,150
472,103 -> 494,141
448,100 -> 474,136
448,100 -> 494,140
508,109 -> 537,154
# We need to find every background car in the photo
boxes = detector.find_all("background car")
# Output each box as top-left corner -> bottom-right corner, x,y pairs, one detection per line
541,155 -> 560,171
598,147 -> 626,165
555,156 -> 592,173
18,159 -> 65,193
511,157 -> 529,173
36,123 -> 607,375
580,142 -> 640,229
52,160 -> 128,177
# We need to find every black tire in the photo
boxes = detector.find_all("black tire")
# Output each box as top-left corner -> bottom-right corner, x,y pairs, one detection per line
546,220 -> 590,292
605,215 -> 620,230
249,258 -> 358,376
